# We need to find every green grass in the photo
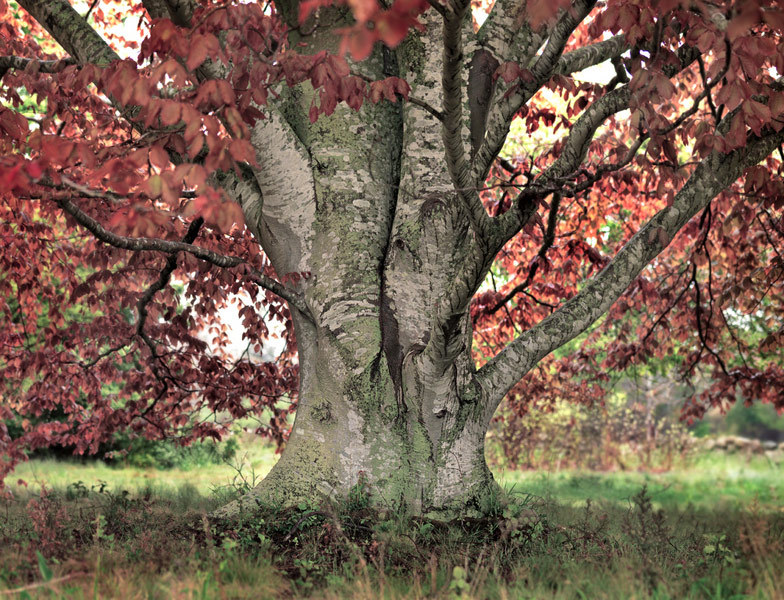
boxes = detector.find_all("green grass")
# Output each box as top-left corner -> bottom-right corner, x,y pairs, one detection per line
1,448 -> 782,599
498,453 -> 784,511
10,441 -> 278,496
11,445 -> 782,512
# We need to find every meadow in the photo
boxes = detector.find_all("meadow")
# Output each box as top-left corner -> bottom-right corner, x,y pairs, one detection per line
1,444 -> 782,599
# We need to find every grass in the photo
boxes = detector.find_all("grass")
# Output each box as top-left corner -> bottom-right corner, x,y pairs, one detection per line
0,447 -> 782,599
498,453 -> 784,512
11,444 -> 783,512
10,441 -> 278,496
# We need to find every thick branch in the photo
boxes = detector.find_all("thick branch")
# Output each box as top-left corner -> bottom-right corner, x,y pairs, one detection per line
476,0 -> 545,68
441,0 -> 491,240
476,127 -> 784,416
491,85 -> 632,245
427,2 -> 602,345
529,0 -> 599,82
16,0 -> 119,65
142,0 -> 194,26
0,56 -> 76,78
472,0 -> 598,184
430,23 -> 706,361
53,194 -> 311,317
555,34 -> 627,76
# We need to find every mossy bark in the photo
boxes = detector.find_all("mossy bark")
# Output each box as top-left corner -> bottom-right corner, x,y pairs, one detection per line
210,9 -> 504,519
220,311 -> 498,518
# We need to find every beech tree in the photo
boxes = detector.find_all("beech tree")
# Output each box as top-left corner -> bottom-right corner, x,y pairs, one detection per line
1,0 -> 783,516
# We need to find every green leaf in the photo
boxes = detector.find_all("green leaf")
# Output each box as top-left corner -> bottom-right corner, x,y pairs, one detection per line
36,551 -> 53,582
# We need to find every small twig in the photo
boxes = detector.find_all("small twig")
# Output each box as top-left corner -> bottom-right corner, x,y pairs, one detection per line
283,510 -> 332,542
83,0 -> 100,20
522,290 -> 557,309
0,56 -> 76,79
349,69 -> 444,121
135,216 -> 205,399
690,262 -> 730,377
655,41 -> 731,137
0,573 -> 89,596
43,180 -> 312,319
638,269 -> 690,347
486,193 -> 561,315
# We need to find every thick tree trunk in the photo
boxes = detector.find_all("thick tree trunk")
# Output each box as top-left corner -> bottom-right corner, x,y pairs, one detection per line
228,312 -> 496,517
210,9 -> 502,518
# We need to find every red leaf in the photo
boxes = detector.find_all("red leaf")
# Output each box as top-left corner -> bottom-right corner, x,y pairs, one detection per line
149,144 -> 170,170
187,39 -> 209,71
348,0 -> 379,23
0,107 -> 28,141
160,101 -> 182,126
346,28 -> 375,61
495,62 -> 525,84
228,139 -> 256,165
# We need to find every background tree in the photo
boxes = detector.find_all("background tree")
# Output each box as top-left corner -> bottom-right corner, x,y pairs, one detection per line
1,0 -> 783,516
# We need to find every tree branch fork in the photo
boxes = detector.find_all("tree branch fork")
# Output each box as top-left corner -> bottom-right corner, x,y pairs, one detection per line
29,180 -> 312,320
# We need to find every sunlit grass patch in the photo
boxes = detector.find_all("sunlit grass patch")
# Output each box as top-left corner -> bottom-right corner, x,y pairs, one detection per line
10,440 -> 279,497
498,453 -> 784,512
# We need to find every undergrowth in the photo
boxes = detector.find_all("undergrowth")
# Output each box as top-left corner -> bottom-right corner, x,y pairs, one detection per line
1,476 -> 782,599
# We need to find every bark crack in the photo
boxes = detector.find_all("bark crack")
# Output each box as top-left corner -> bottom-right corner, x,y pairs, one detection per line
378,46 -> 407,421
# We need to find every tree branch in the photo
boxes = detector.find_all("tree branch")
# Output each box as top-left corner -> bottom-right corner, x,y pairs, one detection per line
554,34 -> 627,76
0,56 -> 76,78
136,216 -> 203,345
472,0 -> 598,184
490,85 -> 632,245
433,23 -> 707,361
132,216 -> 205,398
476,0 -> 546,68
142,0 -> 194,26
426,22 -> 624,366
51,192 -> 312,318
16,0 -> 306,318
440,0 -> 492,242
476,126 -> 784,418
486,193 -> 561,315
486,31 -> 716,249
16,0 -> 118,66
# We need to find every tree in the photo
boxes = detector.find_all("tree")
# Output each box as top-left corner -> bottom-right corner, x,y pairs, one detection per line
1,0 -> 783,516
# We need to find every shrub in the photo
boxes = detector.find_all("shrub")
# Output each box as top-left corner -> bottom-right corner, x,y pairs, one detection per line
489,390 -> 694,471
108,434 -> 239,470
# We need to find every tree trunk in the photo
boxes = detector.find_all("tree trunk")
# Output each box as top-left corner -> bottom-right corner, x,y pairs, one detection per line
14,0 -> 784,522
211,9 -> 502,518
232,311 -> 497,517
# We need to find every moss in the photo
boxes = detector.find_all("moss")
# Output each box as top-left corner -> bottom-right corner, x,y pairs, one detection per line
277,85 -> 312,148
246,435 -> 340,508
409,416 -> 434,464
345,355 -> 396,427
397,31 -> 426,85
310,399 -> 332,423
396,218 -> 423,254
311,184 -> 380,289
310,97 -> 399,166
